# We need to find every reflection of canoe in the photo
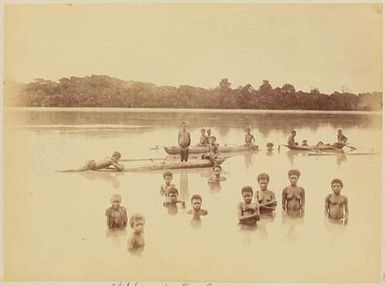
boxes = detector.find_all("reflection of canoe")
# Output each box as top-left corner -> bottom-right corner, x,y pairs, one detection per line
283,144 -> 344,152
100,157 -> 227,172
164,145 -> 259,155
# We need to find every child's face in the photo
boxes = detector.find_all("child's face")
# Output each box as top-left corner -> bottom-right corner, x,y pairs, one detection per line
112,155 -> 121,161
191,199 -> 202,210
168,190 -> 178,203
258,178 -> 269,190
207,130 -> 211,135
213,167 -> 221,177
201,130 -> 205,134
242,191 -> 253,204
133,221 -> 144,233
332,183 -> 342,195
292,131 -> 296,136
289,175 -> 298,186
164,175 -> 172,185
111,200 -> 120,209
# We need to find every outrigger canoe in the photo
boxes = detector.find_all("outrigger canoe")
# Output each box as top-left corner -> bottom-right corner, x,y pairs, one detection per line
99,157 -> 227,172
283,144 -> 344,152
164,145 -> 259,155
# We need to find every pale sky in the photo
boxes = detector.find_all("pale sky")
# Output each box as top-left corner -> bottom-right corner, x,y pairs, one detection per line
4,3 -> 383,93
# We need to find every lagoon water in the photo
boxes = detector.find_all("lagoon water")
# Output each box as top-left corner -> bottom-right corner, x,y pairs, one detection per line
3,108 -> 382,282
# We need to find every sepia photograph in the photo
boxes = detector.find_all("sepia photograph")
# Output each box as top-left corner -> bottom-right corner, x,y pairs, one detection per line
1,1 -> 383,284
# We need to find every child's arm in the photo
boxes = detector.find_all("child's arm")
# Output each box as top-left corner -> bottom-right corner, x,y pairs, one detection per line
127,237 -> 136,250
344,197 -> 349,220
282,188 -> 287,211
110,161 -> 124,171
324,195 -> 330,217
300,188 -> 305,209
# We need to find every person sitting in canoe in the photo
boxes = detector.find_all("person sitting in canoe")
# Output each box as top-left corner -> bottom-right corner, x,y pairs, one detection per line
196,128 -> 209,147
333,129 -> 348,149
208,165 -> 226,184
58,151 -> 124,172
238,186 -> 260,227
287,130 -> 298,147
324,179 -> 349,225
206,129 -> 214,142
163,186 -> 186,215
159,171 -> 176,196
202,136 -> 220,161
282,169 -> 305,217
178,121 -> 191,162
256,173 -> 277,216
244,127 -> 256,147
105,194 -> 128,230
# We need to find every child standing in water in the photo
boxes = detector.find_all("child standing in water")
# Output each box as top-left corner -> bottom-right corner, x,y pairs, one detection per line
256,173 -> 277,216
159,171 -> 175,196
237,186 -> 260,226
187,194 -> 208,219
325,179 -> 349,224
244,127 -> 256,147
105,194 -> 128,230
282,169 -> 305,217
178,122 -> 191,162
207,165 -> 226,184
127,213 -> 145,251
163,186 -> 186,214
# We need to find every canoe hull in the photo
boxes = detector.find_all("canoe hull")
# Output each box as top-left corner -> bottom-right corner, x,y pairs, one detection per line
283,144 -> 344,152
164,145 -> 259,155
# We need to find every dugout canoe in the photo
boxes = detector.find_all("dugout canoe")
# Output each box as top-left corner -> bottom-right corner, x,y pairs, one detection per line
99,157 -> 227,172
163,145 -> 259,155
283,144 -> 344,152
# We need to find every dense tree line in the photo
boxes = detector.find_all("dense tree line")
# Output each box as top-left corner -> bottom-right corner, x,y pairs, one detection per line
6,75 -> 382,111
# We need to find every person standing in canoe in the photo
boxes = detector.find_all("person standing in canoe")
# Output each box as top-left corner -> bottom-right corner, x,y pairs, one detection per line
244,127 -> 256,147
287,130 -> 298,147
178,122 -> 191,162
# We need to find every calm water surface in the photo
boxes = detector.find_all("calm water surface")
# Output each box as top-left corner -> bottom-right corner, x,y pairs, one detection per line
4,108 -> 382,282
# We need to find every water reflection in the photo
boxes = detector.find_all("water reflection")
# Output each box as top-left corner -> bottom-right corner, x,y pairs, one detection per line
179,171 -> 189,202
281,213 -> 305,241
105,229 -> 127,248
79,171 -> 123,189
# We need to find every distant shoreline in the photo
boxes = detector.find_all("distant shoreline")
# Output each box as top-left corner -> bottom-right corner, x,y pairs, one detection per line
7,106 -> 382,116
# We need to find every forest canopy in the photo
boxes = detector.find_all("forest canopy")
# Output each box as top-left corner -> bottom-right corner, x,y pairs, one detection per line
6,75 -> 382,111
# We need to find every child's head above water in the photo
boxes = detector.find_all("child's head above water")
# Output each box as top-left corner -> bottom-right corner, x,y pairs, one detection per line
163,171 -> 173,184
213,165 -> 222,175
111,151 -> 121,161
241,186 -> 254,203
110,194 -> 122,209
129,213 -> 145,233
190,194 -> 203,210
257,173 -> 270,190
331,178 -> 343,195
167,187 -> 179,202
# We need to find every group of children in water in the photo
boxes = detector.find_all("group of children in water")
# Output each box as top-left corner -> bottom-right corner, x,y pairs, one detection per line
105,166 -> 349,251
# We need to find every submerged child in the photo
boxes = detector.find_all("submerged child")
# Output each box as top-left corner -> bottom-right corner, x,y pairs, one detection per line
282,169 -> 305,217
255,173 -> 277,216
187,194 -> 208,219
244,127 -> 256,147
127,213 -> 145,251
163,186 -> 186,214
207,165 -> 226,184
159,171 -> 175,196
301,140 -> 308,147
59,151 -> 124,172
178,121 -> 191,162
105,194 -> 128,230
325,179 -> 349,224
266,142 -> 274,152
237,186 -> 260,226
